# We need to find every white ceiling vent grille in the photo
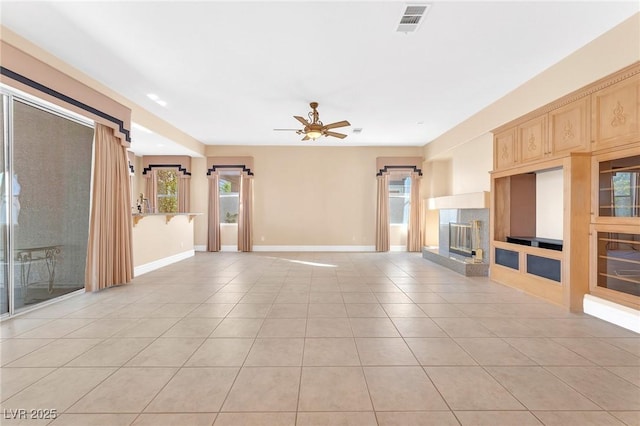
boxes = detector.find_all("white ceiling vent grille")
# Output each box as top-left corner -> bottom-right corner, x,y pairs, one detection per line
397,4 -> 430,33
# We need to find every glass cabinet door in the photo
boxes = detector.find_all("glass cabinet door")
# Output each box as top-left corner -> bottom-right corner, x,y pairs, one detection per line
598,154 -> 640,218
596,231 -> 640,298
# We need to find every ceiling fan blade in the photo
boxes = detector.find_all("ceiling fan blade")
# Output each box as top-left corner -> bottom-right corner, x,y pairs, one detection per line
301,135 -> 310,141
324,120 -> 350,130
325,131 -> 347,139
294,116 -> 309,126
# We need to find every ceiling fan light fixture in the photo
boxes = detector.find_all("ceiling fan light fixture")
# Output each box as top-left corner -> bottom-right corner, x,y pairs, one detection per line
290,102 -> 350,141
306,130 -> 322,140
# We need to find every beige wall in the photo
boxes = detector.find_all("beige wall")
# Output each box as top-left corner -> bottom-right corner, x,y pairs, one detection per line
132,214 -> 195,267
6,14 -> 638,255
390,224 -> 408,249
421,133 -> 493,199
196,145 -> 422,248
190,157 -> 209,248
420,14 -> 639,245
131,155 -> 143,209
422,14 -> 639,197
424,13 -> 640,162
221,224 -> 239,248
0,26 -> 205,156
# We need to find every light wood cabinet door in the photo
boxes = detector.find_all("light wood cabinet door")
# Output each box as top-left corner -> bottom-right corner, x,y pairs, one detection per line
494,128 -> 518,170
549,97 -> 590,155
518,115 -> 547,162
592,74 -> 640,150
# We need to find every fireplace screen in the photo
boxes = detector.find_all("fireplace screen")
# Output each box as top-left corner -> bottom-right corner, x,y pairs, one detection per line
449,222 -> 472,257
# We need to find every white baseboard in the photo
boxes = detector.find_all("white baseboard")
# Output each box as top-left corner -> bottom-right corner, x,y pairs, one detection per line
194,245 -> 238,252
390,245 -> 407,252
253,245 -> 376,252
583,294 -> 640,334
134,250 -> 195,276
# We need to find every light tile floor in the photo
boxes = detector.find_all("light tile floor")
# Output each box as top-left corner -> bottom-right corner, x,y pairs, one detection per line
1,252 -> 639,426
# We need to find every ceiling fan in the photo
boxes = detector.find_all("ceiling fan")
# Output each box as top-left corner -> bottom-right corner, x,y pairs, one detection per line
274,102 -> 350,141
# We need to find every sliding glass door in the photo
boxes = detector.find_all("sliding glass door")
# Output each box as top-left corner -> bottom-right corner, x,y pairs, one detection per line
1,89 -> 94,316
1,95 -> 8,315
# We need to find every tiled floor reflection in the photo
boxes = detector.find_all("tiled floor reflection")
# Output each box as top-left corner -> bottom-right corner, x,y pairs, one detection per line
1,252 -> 638,425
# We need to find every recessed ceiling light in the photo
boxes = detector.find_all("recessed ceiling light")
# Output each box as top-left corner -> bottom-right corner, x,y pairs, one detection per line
147,93 -> 159,101
156,100 -> 167,107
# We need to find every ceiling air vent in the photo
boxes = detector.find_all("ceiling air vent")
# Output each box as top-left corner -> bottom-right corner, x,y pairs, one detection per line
353,128 -> 363,134
397,4 -> 430,33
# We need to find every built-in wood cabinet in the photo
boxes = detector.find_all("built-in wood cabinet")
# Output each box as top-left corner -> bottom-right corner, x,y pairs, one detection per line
491,62 -> 639,313
592,73 -> 640,151
518,115 -> 547,162
493,63 -> 639,172
592,146 -> 640,224
588,145 -> 640,310
494,128 -> 518,170
590,223 -> 640,310
490,154 -> 591,310
549,97 -> 590,155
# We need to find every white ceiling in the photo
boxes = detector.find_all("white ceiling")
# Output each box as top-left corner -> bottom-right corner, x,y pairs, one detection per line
1,1 -> 638,155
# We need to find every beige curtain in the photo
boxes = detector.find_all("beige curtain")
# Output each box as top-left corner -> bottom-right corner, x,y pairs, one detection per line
144,170 -> 157,213
375,173 -> 390,252
238,173 -> 253,252
129,175 -> 134,209
85,124 -> 133,292
207,173 -> 221,252
178,175 -> 190,213
407,172 -> 422,252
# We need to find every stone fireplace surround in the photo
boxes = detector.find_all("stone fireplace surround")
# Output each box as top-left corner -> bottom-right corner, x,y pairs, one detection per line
422,208 -> 490,277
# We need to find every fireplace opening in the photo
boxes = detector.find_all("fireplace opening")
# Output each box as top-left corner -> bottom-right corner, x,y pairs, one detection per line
449,222 -> 472,257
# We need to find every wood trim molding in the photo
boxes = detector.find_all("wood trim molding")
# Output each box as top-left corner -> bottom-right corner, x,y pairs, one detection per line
493,61 -> 640,134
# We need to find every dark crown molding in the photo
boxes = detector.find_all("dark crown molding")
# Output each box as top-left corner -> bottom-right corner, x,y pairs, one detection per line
207,164 -> 254,176
376,165 -> 423,176
142,164 -> 191,176
1,67 -> 131,142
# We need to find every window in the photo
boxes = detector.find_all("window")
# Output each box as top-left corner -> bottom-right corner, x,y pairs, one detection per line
219,173 -> 240,223
389,176 -> 411,225
157,169 -> 178,213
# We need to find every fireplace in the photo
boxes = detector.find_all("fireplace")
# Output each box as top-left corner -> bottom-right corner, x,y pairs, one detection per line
449,222 -> 472,257
425,209 -> 489,276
